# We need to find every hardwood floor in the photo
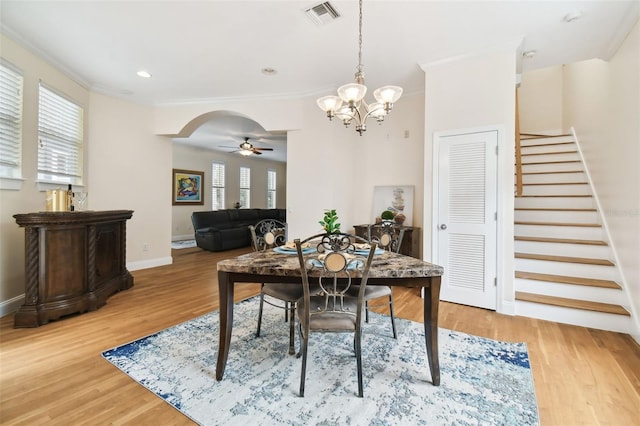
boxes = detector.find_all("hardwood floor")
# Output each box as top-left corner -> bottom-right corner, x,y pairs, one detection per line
1,246 -> 639,425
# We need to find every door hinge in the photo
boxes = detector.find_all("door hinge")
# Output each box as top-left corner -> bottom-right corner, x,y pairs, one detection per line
494,277 -> 497,287
494,212 -> 497,221
495,145 -> 499,155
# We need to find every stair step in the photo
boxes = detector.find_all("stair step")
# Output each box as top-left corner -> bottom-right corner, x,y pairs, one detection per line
517,195 -> 592,198
515,221 -> 600,227
515,291 -> 630,316
514,236 -> 607,245
520,141 -> 574,148
522,160 -> 581,165
521,150 -> 578,157
515,252 -> 614,266
520,170 -> 583,175
521,182 -> 588,186
515,208 -> 596,211
515,271 -> 620,289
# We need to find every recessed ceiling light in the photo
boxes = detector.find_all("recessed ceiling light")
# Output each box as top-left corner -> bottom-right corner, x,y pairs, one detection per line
563,11 -> 582,23
261,68 -> 277,76
522,50 -> 537,59
137,70 -> 152,78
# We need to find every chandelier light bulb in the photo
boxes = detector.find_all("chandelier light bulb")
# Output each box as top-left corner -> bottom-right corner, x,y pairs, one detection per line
373,86 -> 403,104
337,83 -> 367,103
317,95 -> 343,118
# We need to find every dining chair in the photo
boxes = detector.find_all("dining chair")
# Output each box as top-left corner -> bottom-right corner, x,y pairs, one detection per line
294,232 -> 377,397
347,221 -> 403,339
249,219 -> 300,355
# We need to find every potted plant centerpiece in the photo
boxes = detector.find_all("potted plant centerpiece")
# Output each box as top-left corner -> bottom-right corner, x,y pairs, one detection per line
319,209 -> 341,234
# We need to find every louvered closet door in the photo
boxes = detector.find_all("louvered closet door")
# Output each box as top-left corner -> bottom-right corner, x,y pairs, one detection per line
436,130 -> 497,310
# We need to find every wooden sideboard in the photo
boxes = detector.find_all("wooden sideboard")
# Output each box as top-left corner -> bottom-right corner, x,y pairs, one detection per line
353,223 -> 420,258
13,210 -> 134,328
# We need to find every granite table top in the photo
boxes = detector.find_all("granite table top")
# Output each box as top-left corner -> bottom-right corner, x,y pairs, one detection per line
217,248 -> 444,279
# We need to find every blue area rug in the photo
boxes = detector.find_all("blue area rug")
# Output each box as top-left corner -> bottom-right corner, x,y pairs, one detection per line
171,239 -> 197,249
102,297 -> 539,425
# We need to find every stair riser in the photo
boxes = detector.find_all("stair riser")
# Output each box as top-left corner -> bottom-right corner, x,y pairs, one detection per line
514,240 -> 610,258
515,224 -> 603,240
515,278 -> 624,305
515,301 -> 632,333
521,162 -> 582,173
515,196 -> 595,209
520,143 -> 576,155
521,172 -> 586,184
515,210 -> 599,223
520,136 -> 576,146
515,259 -> 615,280
519,184 -> 591,196
522,152 -> 581,164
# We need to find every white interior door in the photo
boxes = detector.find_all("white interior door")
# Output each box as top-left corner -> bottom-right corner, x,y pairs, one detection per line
434,130 -> 498,310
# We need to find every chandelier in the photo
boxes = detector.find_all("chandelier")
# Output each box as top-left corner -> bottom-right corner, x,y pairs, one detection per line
316,0 -> 402,136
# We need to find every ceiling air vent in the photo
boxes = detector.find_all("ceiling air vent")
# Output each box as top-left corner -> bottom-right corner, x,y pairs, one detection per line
304,1 -> 341,25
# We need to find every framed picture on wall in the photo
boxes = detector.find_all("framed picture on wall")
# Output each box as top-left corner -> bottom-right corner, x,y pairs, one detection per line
172,169 -> 204,205
371,185 -> 414,226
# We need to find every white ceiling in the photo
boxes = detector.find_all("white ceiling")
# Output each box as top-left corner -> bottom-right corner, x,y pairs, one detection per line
1,0 -> 638,163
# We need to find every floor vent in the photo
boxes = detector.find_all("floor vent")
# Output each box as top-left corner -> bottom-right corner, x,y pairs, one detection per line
304,1 -> 341,25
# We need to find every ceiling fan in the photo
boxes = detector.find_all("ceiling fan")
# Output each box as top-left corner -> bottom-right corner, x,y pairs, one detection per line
221,137 -> 274,156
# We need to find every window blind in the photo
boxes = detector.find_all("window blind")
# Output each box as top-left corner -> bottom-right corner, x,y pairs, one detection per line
211,161 -> 225,210
239,166 -> 250,208
0,62 -> 23,177
37,84 -> 84,184
267,169 -> 276,209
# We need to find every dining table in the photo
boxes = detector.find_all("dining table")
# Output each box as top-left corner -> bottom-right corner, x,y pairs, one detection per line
216,244 -> 445,385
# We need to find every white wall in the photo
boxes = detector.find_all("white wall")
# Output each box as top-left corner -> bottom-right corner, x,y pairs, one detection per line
518,66 -> 564,134
172,143 -> 287,240
563,21 -> 640,337
87,92 -> 173,271
154,94 -> 426,249
0,34 -> 90,313
423,50 -> 517,314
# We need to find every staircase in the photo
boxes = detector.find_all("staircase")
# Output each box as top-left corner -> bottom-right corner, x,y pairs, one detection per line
513,134 -> 632,333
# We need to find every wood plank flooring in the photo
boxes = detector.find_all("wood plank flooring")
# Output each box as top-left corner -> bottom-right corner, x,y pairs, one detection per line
1,246 -> 639,425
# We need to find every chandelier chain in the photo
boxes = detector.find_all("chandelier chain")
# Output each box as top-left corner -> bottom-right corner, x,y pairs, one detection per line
357,0 -> 363,76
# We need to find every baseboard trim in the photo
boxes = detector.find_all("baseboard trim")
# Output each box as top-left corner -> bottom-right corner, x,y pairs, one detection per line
0,294 -> 24,318
172,234 -> 193,242
127,257 -> 173,271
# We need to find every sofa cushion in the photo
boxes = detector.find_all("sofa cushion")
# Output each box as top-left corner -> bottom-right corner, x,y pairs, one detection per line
237,209 -> 260,222
191,210 -> 230,229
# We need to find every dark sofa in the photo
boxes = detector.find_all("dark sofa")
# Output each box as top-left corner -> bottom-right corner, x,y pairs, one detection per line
191,208 -> 286,252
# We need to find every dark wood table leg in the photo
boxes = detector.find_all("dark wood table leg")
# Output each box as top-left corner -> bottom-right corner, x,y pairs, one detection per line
216,271 -> 234,380
423,276 -> 441,385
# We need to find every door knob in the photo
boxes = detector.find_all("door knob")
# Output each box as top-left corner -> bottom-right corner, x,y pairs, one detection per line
440,224 -> 447,230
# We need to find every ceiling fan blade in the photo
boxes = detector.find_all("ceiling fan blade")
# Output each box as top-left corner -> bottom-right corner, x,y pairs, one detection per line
254,147 -> 274,151
252,150 -> 263,155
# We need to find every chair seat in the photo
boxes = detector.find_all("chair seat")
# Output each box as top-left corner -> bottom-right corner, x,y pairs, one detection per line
349,284 -> 392,299
262,283 -> 304,302
297,295 -> 358,332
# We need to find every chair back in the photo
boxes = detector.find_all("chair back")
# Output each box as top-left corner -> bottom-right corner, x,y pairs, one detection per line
294,233 -> 377,331
368,221 -> 405,253
249,219 -> 287,251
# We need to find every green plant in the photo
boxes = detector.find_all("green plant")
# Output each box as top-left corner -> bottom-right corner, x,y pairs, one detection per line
381,210 -> 395,220
319,209 -> 341,234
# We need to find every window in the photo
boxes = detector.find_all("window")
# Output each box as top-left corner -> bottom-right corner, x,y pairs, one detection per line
0,61 -> 24,183
37,84 -> 84,185
267,169 -> 276,208
211,161 -> 225,210
239,166 -> 250,208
